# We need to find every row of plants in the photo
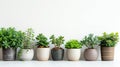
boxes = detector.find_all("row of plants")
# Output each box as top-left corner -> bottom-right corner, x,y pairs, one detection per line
0,27 -> 119,61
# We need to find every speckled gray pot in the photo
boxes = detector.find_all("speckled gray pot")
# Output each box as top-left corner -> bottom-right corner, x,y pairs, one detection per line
51,48 -> 64,61
3,48 -> 16,61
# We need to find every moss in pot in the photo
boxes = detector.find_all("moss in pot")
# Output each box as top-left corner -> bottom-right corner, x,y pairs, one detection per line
36,33 -> 50,61
18,28 -> 35,61
98,32 -> 119,61
50,35 -> 64,61
0,27 -> 24,61
81,34 -> 100,61
65,40 -> 82,61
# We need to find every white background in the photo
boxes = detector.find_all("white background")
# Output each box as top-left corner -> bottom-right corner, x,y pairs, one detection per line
0,0 -> 120,61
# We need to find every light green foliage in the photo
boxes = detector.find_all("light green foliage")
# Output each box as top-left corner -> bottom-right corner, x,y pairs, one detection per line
23,28 -> 34,49
65,40 -> 82,49
50,35 -> 64,48
36,33 -> 49,47
81,34 -> 100,49
98,32 -> 119,47
0,27 -> 24,49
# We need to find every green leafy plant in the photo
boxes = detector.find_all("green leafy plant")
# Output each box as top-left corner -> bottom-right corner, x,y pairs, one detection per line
50,35 -> 64,48
0,27 -> 24,49
98,32 -> 119,47
36,33 -> 49,48
81,34 -> 100,49
22,28 -> 34,49
65,40 -> 82,49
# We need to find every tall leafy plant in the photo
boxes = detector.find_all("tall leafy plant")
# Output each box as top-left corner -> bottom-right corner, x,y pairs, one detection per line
0,27 -> 24,49
81,34 -> 100,49
23,28 -> 34,49
36,33 -> 49,48
50,35 -> 64,48
98,32 -> 119,47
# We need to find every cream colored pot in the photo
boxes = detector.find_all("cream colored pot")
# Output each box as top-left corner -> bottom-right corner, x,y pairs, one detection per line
67,49 -> 81,61
20,49 -> 34,61
37,48 -> 50,61
0,48 -> 2,60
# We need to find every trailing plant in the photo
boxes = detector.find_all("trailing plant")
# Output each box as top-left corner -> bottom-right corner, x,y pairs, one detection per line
22,28 -> 34,49
98,32 -> 119,47
50,35 -> 64,48
0,27 -> 24,49
81,34 -> 100,49
65,40 -> 82,49
36,33 -> 49,48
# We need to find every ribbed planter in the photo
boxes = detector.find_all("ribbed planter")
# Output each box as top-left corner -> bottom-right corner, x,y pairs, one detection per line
101,47 -> 114,61
20,49 -> 34,61
84,48 -> 98,61
3,48 -> 16,61
67,49 -> 81,61
37,48 -> 50,61
51,47 -> 64,61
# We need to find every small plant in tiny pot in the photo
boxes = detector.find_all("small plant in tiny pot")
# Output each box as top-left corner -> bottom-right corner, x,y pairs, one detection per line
98,32 -> 119,61
18,28 -> 34,61
65,40 -> 82,61
36,33 -> 50,61
50,35 -> 64,61
0,27 -> 24,61
81,34 -> 100,61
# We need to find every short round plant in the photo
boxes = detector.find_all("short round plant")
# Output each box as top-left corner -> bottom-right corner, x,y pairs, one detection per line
98,32 -> 119,47
0,27 -> 24,49
36,33 -> 49,48
81,34 -> 100,49
65,40 -> 82,49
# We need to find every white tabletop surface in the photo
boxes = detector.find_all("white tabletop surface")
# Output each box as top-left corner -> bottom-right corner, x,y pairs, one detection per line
0,61 -> 119,67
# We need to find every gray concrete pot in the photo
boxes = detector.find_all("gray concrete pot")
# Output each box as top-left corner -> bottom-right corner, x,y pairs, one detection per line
51,47 -> 64,61
84,48 -> 98,61
3,48 -> 16,61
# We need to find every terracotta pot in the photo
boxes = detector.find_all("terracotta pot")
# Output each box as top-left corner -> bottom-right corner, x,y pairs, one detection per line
67,49 -> 81,61
84,48 -> 98,61
20,49 -> 34,61
3,48 -> 16,61
101,47 -> 114,61
37,48 -> 50,61
51,47 -> 64,61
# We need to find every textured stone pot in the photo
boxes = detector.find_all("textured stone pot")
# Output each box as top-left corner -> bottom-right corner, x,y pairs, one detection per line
3,48 -> 16,61
84,48 -> 98,61
101,47 -> 114,61
20,49 -> 34,61
0,48 -> 2,60
37,48 -> 50,61
51,47 -> 64,61
67,49 -> 81,61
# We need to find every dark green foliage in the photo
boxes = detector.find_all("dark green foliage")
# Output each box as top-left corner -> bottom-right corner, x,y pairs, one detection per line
23,28 -> 34,49
0,27 -> 24,49
81,34 -> 100,49
50,35 -> 64,48
98,32 -> 119,47
36,33 -> 49,47
65,40 -> 82,49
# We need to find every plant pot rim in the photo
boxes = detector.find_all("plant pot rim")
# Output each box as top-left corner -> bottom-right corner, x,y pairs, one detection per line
67,48 -> 80,50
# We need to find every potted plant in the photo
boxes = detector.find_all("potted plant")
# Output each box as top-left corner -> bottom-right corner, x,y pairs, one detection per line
0,27 -> 24,61
65,40 -> 82,61
81,34 -> 100,61
50,35 -> 64,61
18,28 -> 34,61
98,32 -> 119,61
36,33 -> 50,61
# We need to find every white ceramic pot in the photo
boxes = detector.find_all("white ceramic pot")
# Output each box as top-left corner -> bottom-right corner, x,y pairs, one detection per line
67,49 -> 81,61
20,49 -> 34,61
37,48 -> 50,61
0,48 -> 2,60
